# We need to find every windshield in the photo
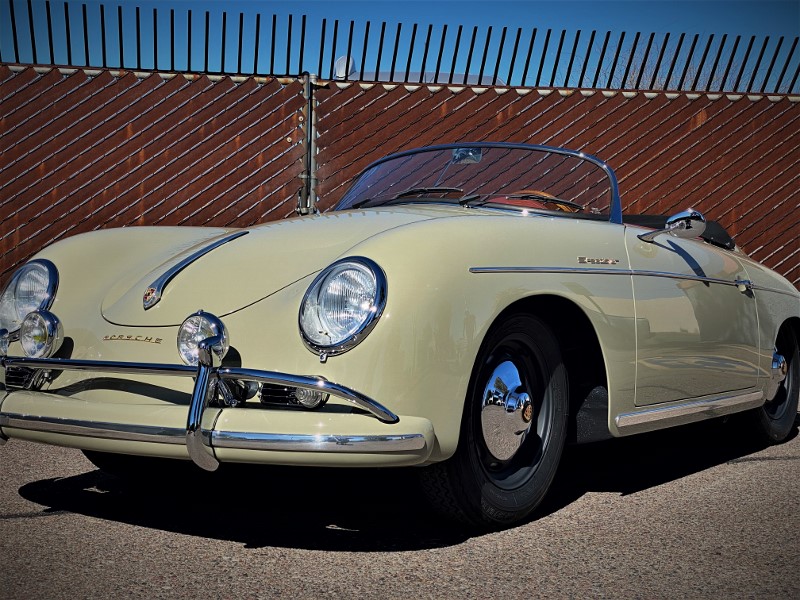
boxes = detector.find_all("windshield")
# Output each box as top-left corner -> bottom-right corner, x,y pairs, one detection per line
334,143 -> 622,222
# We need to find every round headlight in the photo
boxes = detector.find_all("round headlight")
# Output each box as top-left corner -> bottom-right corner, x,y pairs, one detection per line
0,260 -> 59,336
299,257 -> 387,356
177,312 -> 229,366
19,310 -> 64,358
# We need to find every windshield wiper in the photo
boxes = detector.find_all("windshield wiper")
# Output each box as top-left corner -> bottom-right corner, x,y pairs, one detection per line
349,187 -> 466,209
392,186 -> 464,199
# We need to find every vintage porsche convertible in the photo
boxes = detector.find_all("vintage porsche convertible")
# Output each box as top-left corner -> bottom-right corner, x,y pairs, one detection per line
1,142 -> 798,528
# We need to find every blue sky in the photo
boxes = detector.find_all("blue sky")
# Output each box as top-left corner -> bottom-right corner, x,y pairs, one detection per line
257,0 -> 799,37
1,0 -> 798,91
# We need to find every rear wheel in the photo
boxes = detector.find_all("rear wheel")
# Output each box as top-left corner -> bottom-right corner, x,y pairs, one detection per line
752,325 -> 800,443
421,314 -> 568,528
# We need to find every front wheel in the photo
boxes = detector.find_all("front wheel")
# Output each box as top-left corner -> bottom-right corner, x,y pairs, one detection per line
421,314 -> 569,528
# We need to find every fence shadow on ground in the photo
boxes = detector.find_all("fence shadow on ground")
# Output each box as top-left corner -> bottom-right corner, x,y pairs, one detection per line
17,416 -> 796,552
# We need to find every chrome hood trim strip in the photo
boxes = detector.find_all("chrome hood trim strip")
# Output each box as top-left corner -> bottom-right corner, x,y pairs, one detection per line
143,230 -> 248,310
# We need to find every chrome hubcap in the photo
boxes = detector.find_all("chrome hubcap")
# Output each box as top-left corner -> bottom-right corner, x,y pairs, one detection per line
766,349 -> 788,402
480,360 -> 534,461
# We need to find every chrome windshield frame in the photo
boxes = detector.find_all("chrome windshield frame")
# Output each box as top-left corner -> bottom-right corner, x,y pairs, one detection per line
334,142 -> 623,225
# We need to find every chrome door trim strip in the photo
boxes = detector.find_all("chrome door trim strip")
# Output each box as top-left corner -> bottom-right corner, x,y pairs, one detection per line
750,284 -> 800,299
469,266 -> 800,296
143,230 -> 248,310
629,270 -> 745,287
209,430 -> 426,453
0,413 -> 426,454
470,266 -> 631,276
614,390 -> 764,435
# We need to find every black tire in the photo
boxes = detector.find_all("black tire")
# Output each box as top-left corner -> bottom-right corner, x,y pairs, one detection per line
752,325 -> 800,443
82,450 -> 198,481
420,314 -> 569,528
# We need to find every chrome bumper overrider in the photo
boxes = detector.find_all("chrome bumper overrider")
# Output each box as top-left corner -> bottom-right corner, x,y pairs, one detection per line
0,352 -> 422,471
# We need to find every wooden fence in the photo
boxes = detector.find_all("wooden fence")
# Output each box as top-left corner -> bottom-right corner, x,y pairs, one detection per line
1,64 -> 798,287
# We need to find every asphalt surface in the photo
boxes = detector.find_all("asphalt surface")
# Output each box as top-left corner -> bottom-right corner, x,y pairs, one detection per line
1,417 -> 798,599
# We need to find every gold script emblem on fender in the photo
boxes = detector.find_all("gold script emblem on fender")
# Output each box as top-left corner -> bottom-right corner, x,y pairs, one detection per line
577,256 -> 620,265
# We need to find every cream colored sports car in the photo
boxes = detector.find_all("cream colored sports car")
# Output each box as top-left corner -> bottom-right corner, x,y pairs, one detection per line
1,142 -> 798,528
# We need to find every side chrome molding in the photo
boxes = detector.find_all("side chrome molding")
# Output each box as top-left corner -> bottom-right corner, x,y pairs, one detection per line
615,391 -> 764,436
469,266 -> 800,299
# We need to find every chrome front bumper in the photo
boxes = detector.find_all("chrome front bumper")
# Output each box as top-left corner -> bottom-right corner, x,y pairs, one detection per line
0,353 -> 430,470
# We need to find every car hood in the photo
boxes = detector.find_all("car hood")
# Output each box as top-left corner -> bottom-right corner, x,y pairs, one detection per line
101,209 -> 439,327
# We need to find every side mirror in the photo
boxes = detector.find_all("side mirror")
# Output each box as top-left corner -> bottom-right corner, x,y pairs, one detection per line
638,208 -> 706,243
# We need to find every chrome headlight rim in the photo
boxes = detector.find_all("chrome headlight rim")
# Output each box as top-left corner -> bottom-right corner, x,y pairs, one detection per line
299,257 -> 387,358
177,311 -> 230,366
0,259 -> 59,340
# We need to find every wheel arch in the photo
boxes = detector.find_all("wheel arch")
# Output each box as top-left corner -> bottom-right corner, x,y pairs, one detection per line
477,294 -> 611,445
779,316 -> 800,341
754,314 -> 800,442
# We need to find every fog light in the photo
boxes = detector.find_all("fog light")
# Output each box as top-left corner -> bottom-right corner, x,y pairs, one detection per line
19,310 -> 63,358
294,385 -> 329,409
0,328 -> 9,356
177,311 -> 229,366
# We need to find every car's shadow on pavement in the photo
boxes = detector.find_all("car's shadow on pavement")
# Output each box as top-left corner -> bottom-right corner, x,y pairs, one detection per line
17,416 -> 797,551
540,417 -> 797,519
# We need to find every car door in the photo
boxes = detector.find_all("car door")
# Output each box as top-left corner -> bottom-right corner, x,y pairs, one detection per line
625,227 -> 760,406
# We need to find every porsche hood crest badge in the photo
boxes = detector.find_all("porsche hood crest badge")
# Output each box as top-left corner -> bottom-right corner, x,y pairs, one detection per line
143,287 -> 159,310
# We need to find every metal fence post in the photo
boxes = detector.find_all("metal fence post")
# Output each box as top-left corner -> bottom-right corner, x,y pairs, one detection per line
296,71 -> 319,215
